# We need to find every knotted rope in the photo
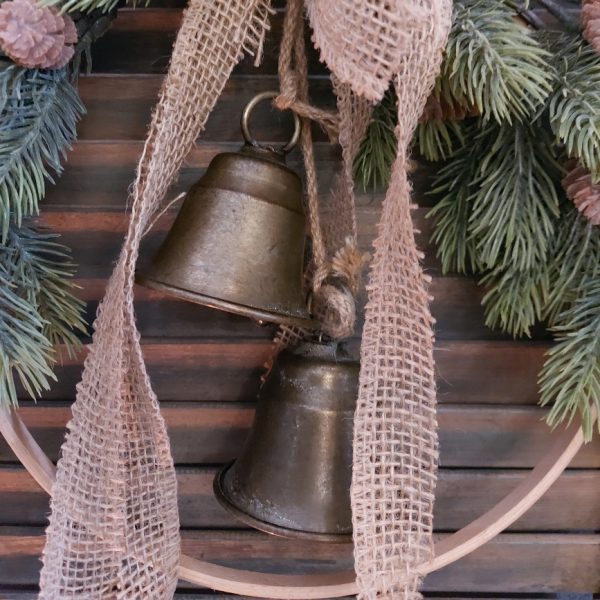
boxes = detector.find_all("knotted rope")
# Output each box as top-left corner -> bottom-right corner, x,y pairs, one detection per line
275,0 -> 369,340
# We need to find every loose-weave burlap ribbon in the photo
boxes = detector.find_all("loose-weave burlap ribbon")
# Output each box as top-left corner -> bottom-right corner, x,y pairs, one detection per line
317,2 -> 453,598
38,0 -> 450,598
38,1 -> 273,597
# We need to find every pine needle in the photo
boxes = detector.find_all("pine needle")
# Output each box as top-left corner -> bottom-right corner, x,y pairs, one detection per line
480,265 -> 550,337
539,275 -> 600,441
416,118 -> 465,162
442,0 -> 552,124
542,33 -> 600,182
0,224 -> 86,408
427,120 -> 488,274
468,120 -> 561,272
0,63 -> 84,240
353,89 -> 397,190
39,0 -> 148,15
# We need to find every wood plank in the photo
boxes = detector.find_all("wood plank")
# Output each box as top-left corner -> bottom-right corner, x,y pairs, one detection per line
0,529 -> 597,592
38,340 -> 547,405
90,8 -> 328,77
0,466 -> 597,531
0,405 -> 597,468
42,141 -> 431,209
77,75 -> 334,142
65,276 -> 544,342
35,206 -> 407,272
34,207 -> 430,277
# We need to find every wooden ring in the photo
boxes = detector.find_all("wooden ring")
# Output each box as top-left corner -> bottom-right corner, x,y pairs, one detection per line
0,407 -> 592,599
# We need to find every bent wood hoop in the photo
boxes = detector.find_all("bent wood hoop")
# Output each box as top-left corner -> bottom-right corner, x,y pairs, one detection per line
0,407 -> 594,599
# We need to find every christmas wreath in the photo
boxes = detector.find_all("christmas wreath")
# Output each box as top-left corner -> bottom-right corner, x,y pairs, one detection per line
1,0 -> 598,445
356,0 -> 600,440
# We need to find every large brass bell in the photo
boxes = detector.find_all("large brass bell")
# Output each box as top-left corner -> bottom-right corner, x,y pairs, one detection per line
136,92 -> 315,328
214,340 -> 358,542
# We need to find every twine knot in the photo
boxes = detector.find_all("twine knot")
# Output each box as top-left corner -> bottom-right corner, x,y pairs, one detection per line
311,240 -> 370,339
311,281 -> 357,339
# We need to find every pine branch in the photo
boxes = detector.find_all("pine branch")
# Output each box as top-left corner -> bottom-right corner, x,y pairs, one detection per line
543,33 -> 600,182
427,121 -> 489,274
468,120 -> 561,272
416,118 -> 464,162
0,224 -> 86,408
539,275 -> 600,441
0,64 -> 84,240
353,90 -> 397,190
443,0 -> 552,123
480,265 -> 549,337
544,206 -> 600,324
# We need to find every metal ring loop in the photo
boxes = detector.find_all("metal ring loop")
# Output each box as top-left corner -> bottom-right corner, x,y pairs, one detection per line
241,91 -> 301,154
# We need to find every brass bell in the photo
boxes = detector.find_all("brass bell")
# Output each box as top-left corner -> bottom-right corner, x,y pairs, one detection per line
137,92 -> 315,329
214,340 -> 358,542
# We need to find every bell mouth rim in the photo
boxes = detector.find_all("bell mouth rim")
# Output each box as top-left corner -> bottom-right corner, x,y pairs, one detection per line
135,274 -> 318,330
213,463 -> 353,544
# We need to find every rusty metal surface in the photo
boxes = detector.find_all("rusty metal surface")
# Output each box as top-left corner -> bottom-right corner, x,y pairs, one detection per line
214,341 -> 359,543
137,145 -> 315,328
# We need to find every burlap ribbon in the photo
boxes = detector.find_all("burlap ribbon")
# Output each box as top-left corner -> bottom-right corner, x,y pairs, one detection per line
38,1 -> 451,599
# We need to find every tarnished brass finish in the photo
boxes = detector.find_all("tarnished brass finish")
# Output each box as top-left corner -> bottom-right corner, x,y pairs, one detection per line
137,92 -> 315,328
214,341 -> 358,543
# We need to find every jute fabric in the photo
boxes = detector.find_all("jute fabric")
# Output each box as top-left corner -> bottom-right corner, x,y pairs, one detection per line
37,1 -> 272,597
305,0 -> 427,102
345,2 -> 452,598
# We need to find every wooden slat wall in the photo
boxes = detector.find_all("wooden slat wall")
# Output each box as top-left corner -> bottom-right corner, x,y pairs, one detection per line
0,5 -> 598,599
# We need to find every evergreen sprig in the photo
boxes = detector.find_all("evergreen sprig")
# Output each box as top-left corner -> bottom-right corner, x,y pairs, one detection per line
544,34 -> 600,181
539,274 -> 600,440
480,266 -> 550,338
417,117 -> 464,162
0,224 -> 86,408
428,119 -> 561,281
354,90 -> 397,190
0,63 -> 84,241
354,0 -> 554,187
544,208 -> 600,323
441,0 -> 552,124
427,120 -> 487,274
468,121 -> 561,273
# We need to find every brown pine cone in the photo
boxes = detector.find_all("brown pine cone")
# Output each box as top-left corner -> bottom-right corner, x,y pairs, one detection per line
562,163 -> 600,226
582,0 -> 600,54
0,0 -> 77,69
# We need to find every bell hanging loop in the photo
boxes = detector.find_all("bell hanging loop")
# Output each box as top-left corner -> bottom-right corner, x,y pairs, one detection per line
241,90 -> 301,154
136,92 -> 316,329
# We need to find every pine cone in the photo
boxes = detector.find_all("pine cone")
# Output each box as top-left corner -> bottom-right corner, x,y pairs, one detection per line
562,163 -> 600,226
582,0 -> 600,54
0,0 -> 77,69
420,92 -> 478,124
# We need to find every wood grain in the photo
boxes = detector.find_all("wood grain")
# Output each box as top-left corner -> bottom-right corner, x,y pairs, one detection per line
0,529 -> 597,592
36,340 -> 546,405
89,8 -> 327,77
43,140 -> 435,210
34,276 -> 543,343
1,404 -> 598,468
77,76 -> 334,142
0,466 -> 597,531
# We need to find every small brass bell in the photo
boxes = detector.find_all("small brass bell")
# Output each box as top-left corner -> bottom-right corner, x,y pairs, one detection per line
137,92 -> 315,328
214,340 -> 358,542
